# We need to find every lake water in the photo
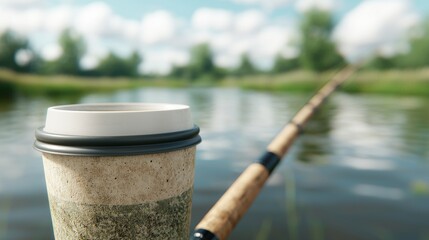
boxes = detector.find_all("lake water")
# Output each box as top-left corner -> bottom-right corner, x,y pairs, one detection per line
0,87 -> 428,240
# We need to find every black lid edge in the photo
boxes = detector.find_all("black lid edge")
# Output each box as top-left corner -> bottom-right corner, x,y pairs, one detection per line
35,125 -> 200,147
34,125 -> 202,156
34,135 -> 201,156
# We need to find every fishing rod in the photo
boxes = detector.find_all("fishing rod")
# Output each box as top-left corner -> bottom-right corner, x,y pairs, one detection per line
191,65 -> 358,240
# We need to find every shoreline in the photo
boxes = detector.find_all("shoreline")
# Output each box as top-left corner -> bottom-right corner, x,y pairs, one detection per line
222,69 -> 429,96
1,68 -> 428,97
0,69 -> 186,97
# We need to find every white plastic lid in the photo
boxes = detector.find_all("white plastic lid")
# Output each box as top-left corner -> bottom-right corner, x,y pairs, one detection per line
43,103 -> 193,137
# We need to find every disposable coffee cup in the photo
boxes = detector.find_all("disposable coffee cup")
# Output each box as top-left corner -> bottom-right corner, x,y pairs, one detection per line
34,103 -> 201,239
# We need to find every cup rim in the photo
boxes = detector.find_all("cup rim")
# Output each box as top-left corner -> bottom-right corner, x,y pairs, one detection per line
35,102 -> 201,156
49,103 -> 189,113
43,102 -> 194,137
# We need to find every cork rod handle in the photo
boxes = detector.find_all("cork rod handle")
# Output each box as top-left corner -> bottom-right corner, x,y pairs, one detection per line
192,66 -> 358,240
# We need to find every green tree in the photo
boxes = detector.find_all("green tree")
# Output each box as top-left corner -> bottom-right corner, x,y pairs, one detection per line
41,29 -> 85,75
299,10 -> 345,72
272,54 -> 300,73
234,54 -> 257,76
188,43 -> 216,80
95,51 -> 141,77
365,54 -> 398,70
127,51 -> 142,77
365,19 -> 429,70
57,29 -> 85,74
170,64 -> 188,79
0,30 -> 32,72
396,20 -> 429,68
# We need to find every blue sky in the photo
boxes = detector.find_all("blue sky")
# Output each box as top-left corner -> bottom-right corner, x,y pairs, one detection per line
1,0 -> 428,73
47,0 -> 429,20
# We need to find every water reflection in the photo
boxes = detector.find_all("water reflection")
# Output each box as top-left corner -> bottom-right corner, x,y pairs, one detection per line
188,89 -> 215,127
340,157 -> 395,171
0,99 -> 13,112
0,89 -> 428,239
296,101 -> 335,164
352,184 -> 404,200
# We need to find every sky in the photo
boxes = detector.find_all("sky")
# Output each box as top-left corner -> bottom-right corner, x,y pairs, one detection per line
0,0 -> 427,74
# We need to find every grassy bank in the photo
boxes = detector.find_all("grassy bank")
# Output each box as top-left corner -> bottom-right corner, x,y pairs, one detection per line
224,68 -> 429,96
0,68 -> 186,97
222,71 -> 332,92
1,68 -> 428,97
343,69 -> 429,96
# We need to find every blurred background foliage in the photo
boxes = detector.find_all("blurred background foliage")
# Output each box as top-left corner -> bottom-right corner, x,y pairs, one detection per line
0,9 -> 429,80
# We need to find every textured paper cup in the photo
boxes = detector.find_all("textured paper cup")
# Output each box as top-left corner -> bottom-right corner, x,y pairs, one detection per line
34,103 -> 201,239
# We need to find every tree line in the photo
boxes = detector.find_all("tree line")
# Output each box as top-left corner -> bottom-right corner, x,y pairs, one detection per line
0,29 -> 142,77
1,10 -> 428,79
365,19 -> 429,70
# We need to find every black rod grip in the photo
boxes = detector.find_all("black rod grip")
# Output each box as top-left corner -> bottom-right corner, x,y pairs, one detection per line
191,229 -> 219,240
258,151 -> 281,174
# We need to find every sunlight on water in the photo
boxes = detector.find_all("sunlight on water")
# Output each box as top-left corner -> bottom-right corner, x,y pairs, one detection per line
352,184 -> 404,200
0,89 -> 428,239
340,157 -> 396,171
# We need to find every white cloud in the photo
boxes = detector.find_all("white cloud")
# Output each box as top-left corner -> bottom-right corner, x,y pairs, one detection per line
191,30 -> 213,45
189,7 -> 297,70
249,26 -> 296,68
295,0 -> 337,13
0,1 -> 142,47
0,5 -> 74,35
15,49 -> 33,66
280,46 -> 299,59
234,10 -> 265,34
75,2 -> 114,37
208,25 -> 297,70
141,10 -> 178,45
44,6 -> 74,34
0,0 -> 44,8
253,26 -> 289,57
228,37 -> 253,56
142,48 -> 189,74
232,0 -> 290,9
1,2 -> 298,73
121,20 -> 141,43
214,53 -> 240,68
192,8 -> 233,31
41,43 -> 62,61
74,1 -> 140,43
80,54 -> 99,70
0,8 -> 45,35
333,0 -> 420,61
210,33 -> 234,51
